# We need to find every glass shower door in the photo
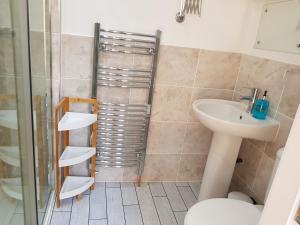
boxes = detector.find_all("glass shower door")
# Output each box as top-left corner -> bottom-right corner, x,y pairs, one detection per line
0,0 -> 53,224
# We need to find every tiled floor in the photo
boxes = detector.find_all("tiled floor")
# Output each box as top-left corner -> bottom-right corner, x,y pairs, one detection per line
50,182 -> 200,225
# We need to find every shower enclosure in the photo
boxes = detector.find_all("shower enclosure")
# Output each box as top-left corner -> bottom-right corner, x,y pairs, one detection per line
0,0 -> 53,225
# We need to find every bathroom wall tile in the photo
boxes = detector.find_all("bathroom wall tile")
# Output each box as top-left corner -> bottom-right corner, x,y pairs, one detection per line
235,140 -> 263,186
0,35 -> 14,75
156,45 -> 199,86
235,55 -> 287,110
182,123 -> 212,154
252,154 -> 274,203
177,154 -> 207,181
51,33 -> 61,81
147,121 -> 186,154
229,171 -> 253,198
95,167 -> 124,182
194,50 -> 241,89
122,167 -> 138,182
99,52 -> 134,68
61,78 -> 91,98
278,66 -> 300,118
30,31 -> 47,76
188,88 -> 233,122
129,88 -> 149,104
133,54 -> 153,70
52,79 -> 60,107
265,113 -> 293,160
142,154 -> 180,181
98,87 -> 130,104
151,85 -> 192,122
61,34 -> 93,79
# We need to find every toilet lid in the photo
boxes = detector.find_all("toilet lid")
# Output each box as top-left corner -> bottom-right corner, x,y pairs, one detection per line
185,198 -> 261,225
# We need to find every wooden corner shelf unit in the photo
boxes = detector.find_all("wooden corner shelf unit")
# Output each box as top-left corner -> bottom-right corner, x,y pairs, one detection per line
54,97 -> 98,208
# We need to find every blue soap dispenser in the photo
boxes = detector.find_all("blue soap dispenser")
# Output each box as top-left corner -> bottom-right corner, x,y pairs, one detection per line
252,90 -> 269,120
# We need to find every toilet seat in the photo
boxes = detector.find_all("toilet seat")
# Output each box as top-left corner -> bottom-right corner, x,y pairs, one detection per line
185,198 -> 261,225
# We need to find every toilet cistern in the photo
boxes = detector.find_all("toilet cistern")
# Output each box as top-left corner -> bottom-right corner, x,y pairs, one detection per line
240,88 -> 261,113
192,99 -> 279,200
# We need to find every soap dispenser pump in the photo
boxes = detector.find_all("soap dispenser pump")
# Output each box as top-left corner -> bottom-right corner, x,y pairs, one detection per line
252,90 -> 269,120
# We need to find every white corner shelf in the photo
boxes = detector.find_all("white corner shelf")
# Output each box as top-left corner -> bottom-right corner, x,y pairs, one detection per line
1,178 -> 40,200
59,146 -> 96,167
0,146 -> 20,167
60,176 -> 94,200
58,112 -> 97,131
1,178 -> 22,200
0,110 -> 18,130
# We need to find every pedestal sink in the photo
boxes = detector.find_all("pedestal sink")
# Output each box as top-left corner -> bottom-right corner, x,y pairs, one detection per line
192,99 -> 279,201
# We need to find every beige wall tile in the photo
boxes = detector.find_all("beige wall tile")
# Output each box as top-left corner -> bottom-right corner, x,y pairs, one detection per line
156,46 -> 199,86
61,78 -> 91,98
51,33 -> 61,81
151,85 -> 192,122
129,88 -> 149,104
142,154 -> 180,181
30,31 -> 46,76
156,45 -> 198,86
98,87 -> 129,104
235,140 -> 263,186
235,55 -> 287,110
0,35 -> 14,75
188,88 -> 233,122
147,121 -> 186,154
194,50 -> 241,89
278,66 -> 300,118
96,167 -> 124,182
133,54 -> 152,70
229,171 -> 254,197
177,154 -> 207,181
61,34 -> 93,78
265,113 -> 293,159
122,167 -> 138,182
182,123 -> 212,154
252,154 -> 274,204
99,52 -> 134,68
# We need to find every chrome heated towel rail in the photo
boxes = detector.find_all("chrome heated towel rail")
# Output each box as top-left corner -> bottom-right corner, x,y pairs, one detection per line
92,23 -> 161,185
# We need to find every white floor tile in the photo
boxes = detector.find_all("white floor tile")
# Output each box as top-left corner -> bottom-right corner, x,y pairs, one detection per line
149,183 -> 166,197
90,183 -> 106,220
70,195 -> 89,225
177,186 -> 197,209
135,183 -> 160,225
153,197 -> 178,225
163,183 -> 187,212
121,182 -> 138,205
124,205 -> 143,225
106,188 -> 125,225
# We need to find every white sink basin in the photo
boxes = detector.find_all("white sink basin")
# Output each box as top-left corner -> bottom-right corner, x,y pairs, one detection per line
192,99 -> 279,201
193,99 -> 279,141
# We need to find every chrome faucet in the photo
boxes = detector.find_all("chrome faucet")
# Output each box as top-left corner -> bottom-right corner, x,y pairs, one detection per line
240,88 -> 261,113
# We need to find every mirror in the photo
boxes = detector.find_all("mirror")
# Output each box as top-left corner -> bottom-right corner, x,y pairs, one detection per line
255,0 -> 300,54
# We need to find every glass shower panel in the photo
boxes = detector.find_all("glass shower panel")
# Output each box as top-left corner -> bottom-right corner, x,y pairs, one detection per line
28,0 -> 53,224
0,0 -> 26,224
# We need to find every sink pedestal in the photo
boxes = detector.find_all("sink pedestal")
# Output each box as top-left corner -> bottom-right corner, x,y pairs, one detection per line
198,132 -> 242,201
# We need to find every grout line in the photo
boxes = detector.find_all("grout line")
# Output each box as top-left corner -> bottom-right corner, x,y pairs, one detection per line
119,183 -> 127,225
232,54 -> 242,100
192,50 -> 201,88
105,182 -> 108,222
160,183 -> 180,225
134,183 -> 145,225
188,183 -> 199,200
147,183 -> 162,225
68,198 -> 73,225
173,183 -> 188,211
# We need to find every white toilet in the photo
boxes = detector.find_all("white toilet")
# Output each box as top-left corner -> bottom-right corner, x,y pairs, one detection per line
185,148 -> 284,225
